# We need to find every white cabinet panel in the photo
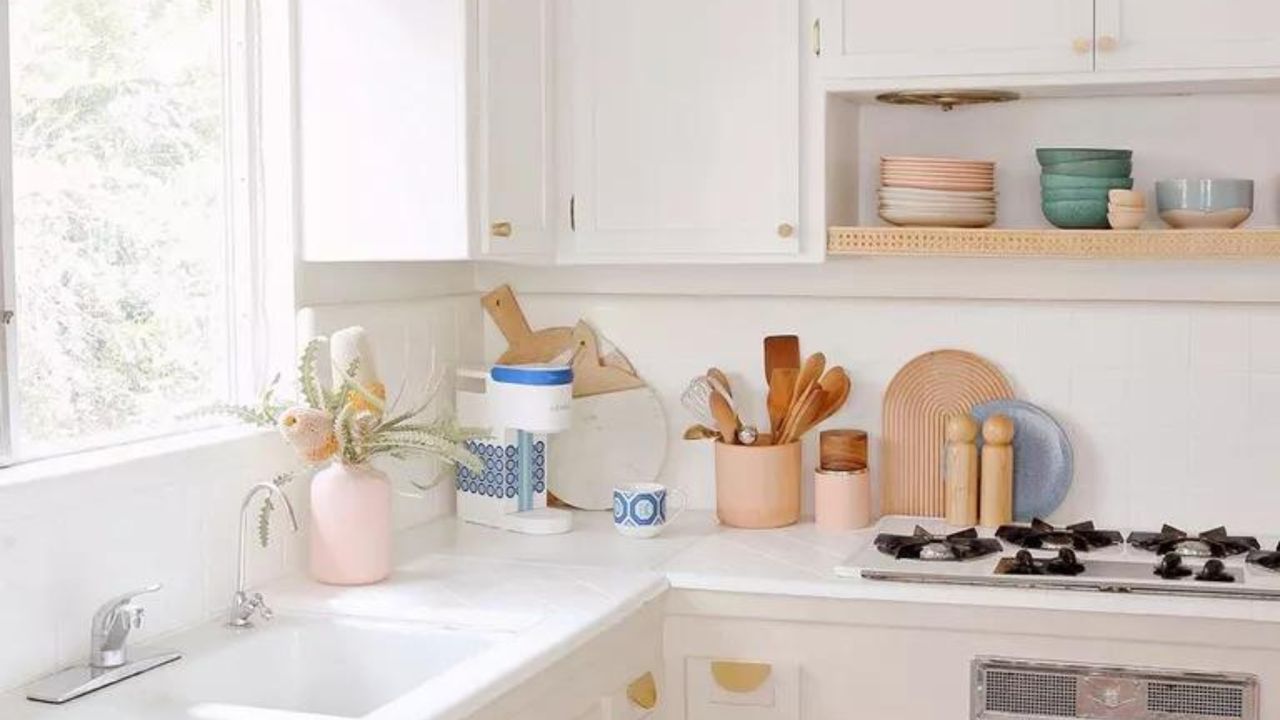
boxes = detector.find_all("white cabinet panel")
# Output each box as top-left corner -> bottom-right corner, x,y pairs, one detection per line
298,0 -> 468,262
479,0 -> 556,259
818,0 -> 1094,78
1096,0 -> 1280,72
566,0 -> 800,259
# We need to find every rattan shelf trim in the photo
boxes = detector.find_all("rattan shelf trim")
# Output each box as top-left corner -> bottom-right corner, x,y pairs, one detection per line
827,227 -> 1280,259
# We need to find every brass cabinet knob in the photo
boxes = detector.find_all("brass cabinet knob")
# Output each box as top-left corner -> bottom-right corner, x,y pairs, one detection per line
1072,38 -> 1091,54
777,223 -> 795,238
490,221 -> 513,238
1097,35 -> 1118,52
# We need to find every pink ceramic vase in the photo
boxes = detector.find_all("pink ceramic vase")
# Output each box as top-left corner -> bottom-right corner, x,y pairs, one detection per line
309,462 -> 392,585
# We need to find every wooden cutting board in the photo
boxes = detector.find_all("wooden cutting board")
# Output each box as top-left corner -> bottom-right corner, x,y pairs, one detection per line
882,350 -> 1013,517
481,285 -> 637,376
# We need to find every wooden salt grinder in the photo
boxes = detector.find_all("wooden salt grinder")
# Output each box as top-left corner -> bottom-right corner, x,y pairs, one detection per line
979,414 -> 1015,527
943,415 -> 979,526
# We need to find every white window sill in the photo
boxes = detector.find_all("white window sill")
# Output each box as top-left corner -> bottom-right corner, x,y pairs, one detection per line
0,424 -> 278,491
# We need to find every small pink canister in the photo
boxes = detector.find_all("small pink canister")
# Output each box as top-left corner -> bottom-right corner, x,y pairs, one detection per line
814,467 -> 872,531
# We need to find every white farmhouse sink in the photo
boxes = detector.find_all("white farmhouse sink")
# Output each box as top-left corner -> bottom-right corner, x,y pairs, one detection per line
10,614 -> 499,720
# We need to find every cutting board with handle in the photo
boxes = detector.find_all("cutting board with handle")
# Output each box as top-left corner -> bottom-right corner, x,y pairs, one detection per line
482,285 -> 637,375
882,349 -> 1014,517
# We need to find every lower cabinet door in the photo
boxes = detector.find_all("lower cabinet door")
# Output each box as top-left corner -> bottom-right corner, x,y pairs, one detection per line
685,657 -> 799,720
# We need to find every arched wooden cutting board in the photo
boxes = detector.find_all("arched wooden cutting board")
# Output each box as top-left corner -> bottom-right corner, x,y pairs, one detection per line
882,350 -> 1014,517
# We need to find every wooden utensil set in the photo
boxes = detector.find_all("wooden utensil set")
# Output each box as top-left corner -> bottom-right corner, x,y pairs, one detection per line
688,335 -> 851,446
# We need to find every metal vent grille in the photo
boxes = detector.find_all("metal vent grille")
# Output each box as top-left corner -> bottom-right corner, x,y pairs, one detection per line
1148,681 -> 1245,718
973,657 -> 1257,720
984,668 -> 1077,717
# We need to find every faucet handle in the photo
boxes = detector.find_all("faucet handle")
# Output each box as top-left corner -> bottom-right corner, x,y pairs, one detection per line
96,583 -> 162,617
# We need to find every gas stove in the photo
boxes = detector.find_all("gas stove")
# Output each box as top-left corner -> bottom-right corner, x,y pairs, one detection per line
837,516 -> 1280,600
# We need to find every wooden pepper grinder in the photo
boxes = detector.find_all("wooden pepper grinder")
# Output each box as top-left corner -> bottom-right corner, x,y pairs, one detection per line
979,414 -> 1015,527
943,415 -> 979,526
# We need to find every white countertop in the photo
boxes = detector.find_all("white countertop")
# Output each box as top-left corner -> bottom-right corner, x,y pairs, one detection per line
9,510 -> 1280,720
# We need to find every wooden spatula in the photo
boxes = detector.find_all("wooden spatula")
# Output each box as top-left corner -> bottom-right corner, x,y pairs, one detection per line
767,367 -> 798,440
780,388 -> 826,445
764,335 -> 800,383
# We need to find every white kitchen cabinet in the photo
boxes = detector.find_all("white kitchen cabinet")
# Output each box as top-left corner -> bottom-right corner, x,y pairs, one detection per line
563,0 -> 801,260
477,0 -> 557,260
297,0 -> 469,262
1094,0 -> 1280,72
816,0 -> 1095,79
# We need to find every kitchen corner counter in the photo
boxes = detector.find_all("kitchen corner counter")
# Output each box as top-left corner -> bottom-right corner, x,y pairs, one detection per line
392,511 -> 1280,626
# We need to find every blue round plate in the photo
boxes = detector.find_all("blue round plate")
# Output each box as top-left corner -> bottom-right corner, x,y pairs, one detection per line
971,399 -> 1073,521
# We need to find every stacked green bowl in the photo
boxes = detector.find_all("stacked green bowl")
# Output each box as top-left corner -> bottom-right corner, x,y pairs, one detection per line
1038,148 -> 1134,228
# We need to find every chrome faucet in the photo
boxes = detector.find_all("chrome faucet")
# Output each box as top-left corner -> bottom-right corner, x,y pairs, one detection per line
26,585 -> 181,704
90,584 -> 160,668
229,481 -> 299,628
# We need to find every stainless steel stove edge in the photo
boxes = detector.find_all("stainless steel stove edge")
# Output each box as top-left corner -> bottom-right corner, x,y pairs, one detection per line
859,568 -> 1280,601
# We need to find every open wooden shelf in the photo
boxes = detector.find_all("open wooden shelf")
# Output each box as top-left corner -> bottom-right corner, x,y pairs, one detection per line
827,226 -> 1280,259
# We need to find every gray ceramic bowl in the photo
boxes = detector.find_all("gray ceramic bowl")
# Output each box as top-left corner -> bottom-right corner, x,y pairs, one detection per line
1155,179 -> 1253,229
1155,179 -> 1253,213
1040,173 -> 1135,191
1042,199 -> 1110,229
1039,158 -> 1133,177
1036,148 -> 1132,165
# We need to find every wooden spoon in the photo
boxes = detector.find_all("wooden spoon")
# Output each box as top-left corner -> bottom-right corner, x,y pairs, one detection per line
810,367 -> 851,427
767,367 -> 798,440
783,352 -> 826,434
709,389 -> 740,445
706,367 -> 733,397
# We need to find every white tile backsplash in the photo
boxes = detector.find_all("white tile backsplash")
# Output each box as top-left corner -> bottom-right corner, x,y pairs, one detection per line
496,294 -> 1280,533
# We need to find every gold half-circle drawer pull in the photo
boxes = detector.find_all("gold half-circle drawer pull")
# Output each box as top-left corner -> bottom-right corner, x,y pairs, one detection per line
626,671 -> 658,710
710,661 -> 772,694
491,221 -> 513,238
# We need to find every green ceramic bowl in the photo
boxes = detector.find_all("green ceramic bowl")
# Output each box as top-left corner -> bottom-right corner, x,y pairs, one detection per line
1036,148 -> 1132,165
1040,187 -> 1113,202
1042,199 -> 1110,229
1039,158 -> 1133,177
1040,173 -> 1135,190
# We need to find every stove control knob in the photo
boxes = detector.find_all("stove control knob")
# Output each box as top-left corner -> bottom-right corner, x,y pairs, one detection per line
1196,558 -> 1234,583
1155,552 -> 1192,579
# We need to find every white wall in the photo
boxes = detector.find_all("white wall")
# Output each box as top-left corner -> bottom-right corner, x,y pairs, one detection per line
489,291 -> 1280,533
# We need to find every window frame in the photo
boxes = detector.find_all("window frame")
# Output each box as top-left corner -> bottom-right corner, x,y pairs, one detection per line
0,0 -> 295,467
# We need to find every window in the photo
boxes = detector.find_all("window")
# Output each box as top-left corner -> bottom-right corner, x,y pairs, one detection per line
0,0 -> 287,462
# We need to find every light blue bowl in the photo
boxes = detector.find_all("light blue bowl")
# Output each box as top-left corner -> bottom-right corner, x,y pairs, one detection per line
1155,178 -> 1254,213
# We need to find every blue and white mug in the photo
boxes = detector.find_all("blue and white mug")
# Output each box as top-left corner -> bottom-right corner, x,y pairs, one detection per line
613,483 -> 687,538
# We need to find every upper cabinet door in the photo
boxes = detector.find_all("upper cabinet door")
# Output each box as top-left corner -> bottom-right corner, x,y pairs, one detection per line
478,0 -> 556,259
1095,0 -> 1280,72
566,0 -> 801,260
298,0 -> 468,262
817,0 -> 1095,79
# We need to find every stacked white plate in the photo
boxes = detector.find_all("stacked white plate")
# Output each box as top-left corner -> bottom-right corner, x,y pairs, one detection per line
879,156 -> 997,228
